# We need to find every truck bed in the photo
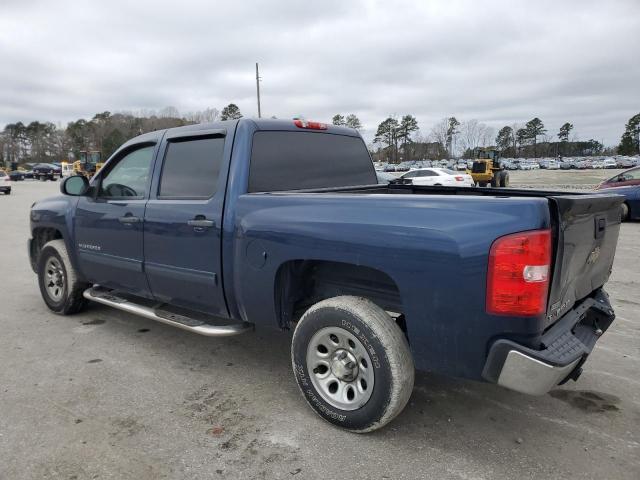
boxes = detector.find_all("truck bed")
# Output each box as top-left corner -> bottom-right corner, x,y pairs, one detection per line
262,183 -> 623,329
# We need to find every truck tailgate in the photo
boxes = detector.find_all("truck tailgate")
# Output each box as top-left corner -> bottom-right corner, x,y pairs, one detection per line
545,194 -> 623,327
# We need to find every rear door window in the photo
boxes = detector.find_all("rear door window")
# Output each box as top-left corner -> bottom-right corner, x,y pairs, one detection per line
248,132 -> 375,192
158,136 -> 225,199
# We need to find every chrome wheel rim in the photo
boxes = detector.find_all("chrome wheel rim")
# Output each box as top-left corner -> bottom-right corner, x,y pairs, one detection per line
306,326 -> 375,411
45,257 -> 65,301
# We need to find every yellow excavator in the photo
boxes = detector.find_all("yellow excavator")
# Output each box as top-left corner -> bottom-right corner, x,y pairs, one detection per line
468,148 -> 509,187
73,150 -> 104,178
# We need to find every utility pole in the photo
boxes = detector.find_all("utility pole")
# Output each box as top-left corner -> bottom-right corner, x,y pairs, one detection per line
255,62 -> 261,118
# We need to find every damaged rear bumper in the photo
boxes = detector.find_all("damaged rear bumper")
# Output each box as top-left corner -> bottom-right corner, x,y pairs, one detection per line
482,289 -> 615,395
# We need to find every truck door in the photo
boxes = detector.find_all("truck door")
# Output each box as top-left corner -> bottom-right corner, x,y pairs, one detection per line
74,143 -> 156,296
143,129 -> 229,317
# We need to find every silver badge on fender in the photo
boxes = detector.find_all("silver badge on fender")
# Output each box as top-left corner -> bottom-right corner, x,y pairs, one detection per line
587,246 -> 600,265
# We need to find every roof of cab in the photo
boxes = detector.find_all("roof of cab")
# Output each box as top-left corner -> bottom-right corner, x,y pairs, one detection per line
130,117 -> 359,142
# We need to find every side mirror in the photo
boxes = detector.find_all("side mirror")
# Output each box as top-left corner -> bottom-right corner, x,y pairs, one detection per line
61,175 -> 89,196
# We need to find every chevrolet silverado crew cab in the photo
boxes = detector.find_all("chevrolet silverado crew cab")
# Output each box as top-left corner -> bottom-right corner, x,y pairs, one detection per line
28,118 -> 622,432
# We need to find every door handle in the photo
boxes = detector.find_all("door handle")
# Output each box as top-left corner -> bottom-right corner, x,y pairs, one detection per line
119,215 -> 141,224
187,219 -> 215,228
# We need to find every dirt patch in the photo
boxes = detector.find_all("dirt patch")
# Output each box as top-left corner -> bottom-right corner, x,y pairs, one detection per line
549,390 -> 620,413
82,318 -> 105,325
182,385 -> 303,475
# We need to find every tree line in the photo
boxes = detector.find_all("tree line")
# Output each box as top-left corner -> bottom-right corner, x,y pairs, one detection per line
0,103 -> 243,167
367,113 -> 639,163
2,105 -> 638,167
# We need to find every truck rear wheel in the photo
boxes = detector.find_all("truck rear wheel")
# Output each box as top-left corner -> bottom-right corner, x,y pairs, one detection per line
37,239 -> 89,315
291,296 -> 414,432
491,174 -> 499,187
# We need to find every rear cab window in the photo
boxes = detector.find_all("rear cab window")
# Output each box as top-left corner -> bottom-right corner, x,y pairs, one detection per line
248,131 -> 376,192
158,136 -> 225,199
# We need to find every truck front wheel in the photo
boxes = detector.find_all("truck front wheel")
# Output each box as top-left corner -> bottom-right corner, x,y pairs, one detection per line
37,239 -> 89,315
291,296 -> 414,432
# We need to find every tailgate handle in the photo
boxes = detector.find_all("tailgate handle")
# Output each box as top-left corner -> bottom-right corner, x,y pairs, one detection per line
594,216 -> 606,239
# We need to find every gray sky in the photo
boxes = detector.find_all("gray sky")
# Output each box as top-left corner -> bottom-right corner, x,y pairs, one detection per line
1,0 -> 638,145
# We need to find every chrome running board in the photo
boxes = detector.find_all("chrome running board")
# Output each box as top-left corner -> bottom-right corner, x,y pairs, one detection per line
83,287 -> 253,337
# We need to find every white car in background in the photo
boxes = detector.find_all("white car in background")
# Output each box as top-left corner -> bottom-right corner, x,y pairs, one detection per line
0,170 -> 12,195
400,168 -> 474,187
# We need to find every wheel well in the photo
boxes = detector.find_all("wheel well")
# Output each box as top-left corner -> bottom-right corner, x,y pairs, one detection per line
274,260 -> 403,330
30,227 -> 63,271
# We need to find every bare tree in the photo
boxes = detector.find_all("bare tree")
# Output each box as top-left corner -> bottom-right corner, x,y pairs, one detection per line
429,118 -> 449,154
459,119 -> 493,154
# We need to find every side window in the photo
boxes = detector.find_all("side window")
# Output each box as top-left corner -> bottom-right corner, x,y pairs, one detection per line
628,169 -> 640,180
158,136 -> 225,199
99,146 -> 154,198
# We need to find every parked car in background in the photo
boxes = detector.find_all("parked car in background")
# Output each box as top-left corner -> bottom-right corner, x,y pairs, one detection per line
595,184 -> 640,221
9,170 -> 26,181
401,168 -> 474,186
603,158 -> 617,169
455,162 -> 467,171
559,160 -> 574,170
32,163 -> 60,181
616,158 -> 634,168
376,171 -> 397,184
597,166 -> 640,190
0,170 -> 11,194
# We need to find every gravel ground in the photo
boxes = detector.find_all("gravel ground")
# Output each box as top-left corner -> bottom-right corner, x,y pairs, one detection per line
1,178 -> 638,480
508,168 -> 627,191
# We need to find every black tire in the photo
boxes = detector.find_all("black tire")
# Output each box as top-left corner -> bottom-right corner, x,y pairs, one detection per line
499,171 -> 509,187
478,181 -> 488,187
291,296 -> 414,433
490,174 -> 499,187
621,203 -> 630,222
4,190 -> 10,195
37,239 -> 89,315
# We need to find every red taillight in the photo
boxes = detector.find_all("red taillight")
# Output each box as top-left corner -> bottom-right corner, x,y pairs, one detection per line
486,229 -> 552,316
455,176 -> 464,181
293,119 -> 328,130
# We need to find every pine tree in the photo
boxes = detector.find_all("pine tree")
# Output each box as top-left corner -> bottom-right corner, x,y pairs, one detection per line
398,114 -> 419,155
344,114 -> 362,130
446,117 -> 460,157
516,128 -> 529,156
374,117 -> 400,162
220,103 -> 242,121
495,126 -> 514,154
332,114 -> 346,126
617,113 -> 640,155
557,122 -> 573,142
525,117 -> 546,158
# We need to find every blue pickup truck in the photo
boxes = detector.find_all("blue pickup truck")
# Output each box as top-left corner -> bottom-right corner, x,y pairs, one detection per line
29,118 -> 622,432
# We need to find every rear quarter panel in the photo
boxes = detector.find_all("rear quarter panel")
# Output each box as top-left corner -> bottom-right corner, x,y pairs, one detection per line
229,192 -> 552,380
